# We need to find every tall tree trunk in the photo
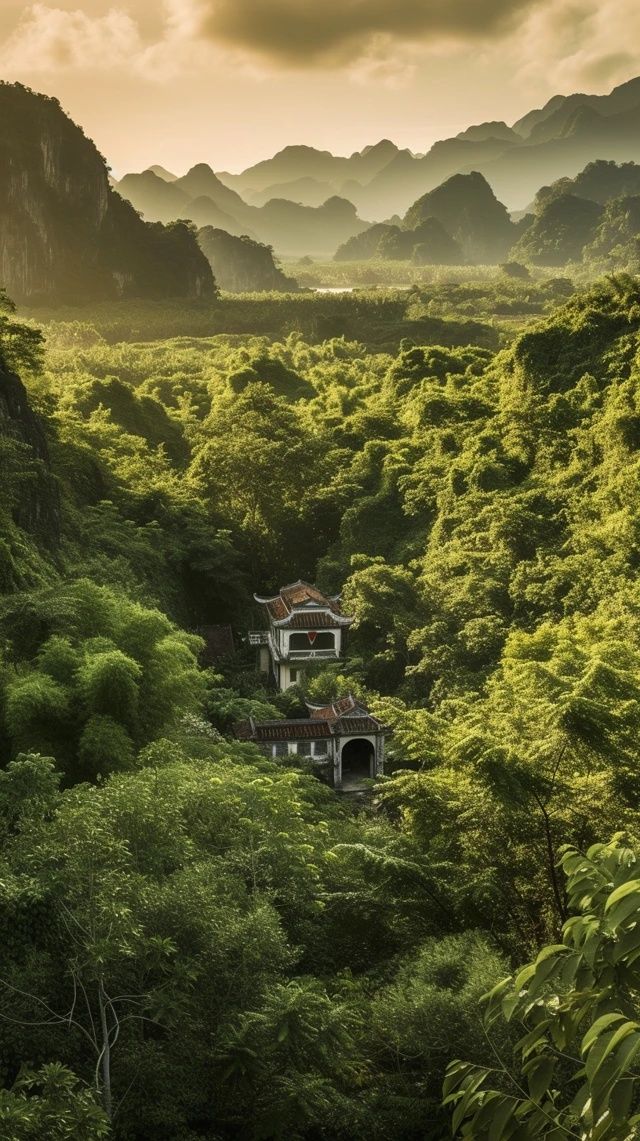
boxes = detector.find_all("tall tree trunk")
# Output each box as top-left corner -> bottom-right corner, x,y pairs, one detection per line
98,979 -> 112,1121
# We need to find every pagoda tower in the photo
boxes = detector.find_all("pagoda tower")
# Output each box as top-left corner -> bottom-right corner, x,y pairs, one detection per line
250,580 -> 353,691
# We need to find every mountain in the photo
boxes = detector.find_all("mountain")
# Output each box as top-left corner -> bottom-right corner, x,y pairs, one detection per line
117,75 -> 640,243
254,195 -> 368,257
117,163 -> 370,258
363,81 -> 640,215
148,164 -> 178,182
173,164 -> 250,218
204,76 -> 640,221
117,169 -> 247,234
404,172 -> 516,263
186,197 -> 251,235
0,359 -> 60,545
335,223 -> 400,261
335,217 -> 463,265
354,133 -> 522,219
584,196 -> 640,269
336,170 -> 515,265
478,96 -> 640,208
510,194 -> 604,266
410,218 -> 465,265
218,144 -> 349,195
116,74 -> 640,254
246,177 -> 339,208
535,160 -> 640,211
513,76 -> 640,140
116,170 -> 191,224
456,121 -> 519,144
0,84 -> 215,305
217,140 -> 402,204
198,228 -> 298,292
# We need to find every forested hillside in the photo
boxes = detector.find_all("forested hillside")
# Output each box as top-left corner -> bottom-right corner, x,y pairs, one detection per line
3,269 -> 640,1138
197,228 -> 298,292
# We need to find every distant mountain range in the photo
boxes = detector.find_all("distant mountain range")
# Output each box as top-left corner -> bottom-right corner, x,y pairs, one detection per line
335,170 -> 524,265
116,164 -> 370,259
334,159 -> 640,274
117,75 -> 640,234
4,78 -> 640,307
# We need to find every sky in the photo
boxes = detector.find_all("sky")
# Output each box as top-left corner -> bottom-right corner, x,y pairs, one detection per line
1,0 -> 639,176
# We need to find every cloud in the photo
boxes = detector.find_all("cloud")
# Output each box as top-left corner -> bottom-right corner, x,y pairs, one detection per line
516,0 -> 640,93
3,4 -> 141,71
2,0 -> 638,94
191,0 -> 538,66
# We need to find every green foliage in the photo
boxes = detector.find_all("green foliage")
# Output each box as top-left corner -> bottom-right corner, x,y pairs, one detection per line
0,289 -> 44,374
1,580 -> 205,779
445,837 -> 640,1139
199,227 -> 298,293
5,272 -> 640,1137
511,193 -> 603,267
0,1064 -> 109,1140
367,934 -> 508,1136
404,172 -> 516,263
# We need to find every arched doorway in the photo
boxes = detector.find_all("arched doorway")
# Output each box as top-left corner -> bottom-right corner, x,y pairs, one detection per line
340,738 -> 375,785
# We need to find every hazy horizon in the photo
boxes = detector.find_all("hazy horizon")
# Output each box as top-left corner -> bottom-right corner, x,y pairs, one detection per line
1,1 -> 639,176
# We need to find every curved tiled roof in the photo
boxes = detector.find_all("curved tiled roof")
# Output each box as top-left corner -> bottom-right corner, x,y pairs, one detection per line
307,695 -> 366,720
234,695 -> 391,745
254,580 -> 353,628
287,613 -> 343,629
334,716 -> 383,734
234,718 -> 332,742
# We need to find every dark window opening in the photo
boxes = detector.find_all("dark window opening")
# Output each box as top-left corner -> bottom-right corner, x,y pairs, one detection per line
290,632 -> 336,651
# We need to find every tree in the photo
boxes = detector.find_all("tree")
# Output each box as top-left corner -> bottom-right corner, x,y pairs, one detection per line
0,1064 -> 109,1140
445,836 -> 640,1139
1,580 -> 206,779
0,289 -> 44,375
0,749 -> 334,1133
190,381 -> 330,576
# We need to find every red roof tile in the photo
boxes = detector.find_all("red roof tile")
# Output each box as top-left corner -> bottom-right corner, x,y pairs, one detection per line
334,716 -> 383,734
234,719 -> 332,742
287,613 -> 342,629
256,581 -> 352,628
234,697 -> 391,745
309,695 -> 363,720
266,597 -> 288,621
282,581 -> 338,611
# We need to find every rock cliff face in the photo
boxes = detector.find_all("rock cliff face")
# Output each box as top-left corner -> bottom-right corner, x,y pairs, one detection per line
0,83 -> 215,305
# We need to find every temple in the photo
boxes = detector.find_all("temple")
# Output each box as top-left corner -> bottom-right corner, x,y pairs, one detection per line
234,695 -> 389,790
249,580 -> 354,691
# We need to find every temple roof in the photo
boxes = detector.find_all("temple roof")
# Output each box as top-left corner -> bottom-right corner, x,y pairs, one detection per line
234,695 -> 390,744
254,580 -> 354,629
234,718 -> 332,743
307,695 -> 366,720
